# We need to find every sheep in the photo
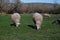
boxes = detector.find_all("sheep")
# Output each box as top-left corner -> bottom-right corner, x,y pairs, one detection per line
43,13 -> 51,17
11,12 -> 21,27
33,12 -> 43,30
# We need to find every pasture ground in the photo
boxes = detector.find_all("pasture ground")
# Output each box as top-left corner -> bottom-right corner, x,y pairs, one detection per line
0,14 -> 60,40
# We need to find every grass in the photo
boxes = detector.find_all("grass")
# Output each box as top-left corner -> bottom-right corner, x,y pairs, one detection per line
0,14 -> 60,40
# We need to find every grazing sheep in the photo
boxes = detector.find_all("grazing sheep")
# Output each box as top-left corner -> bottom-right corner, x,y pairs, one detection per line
11,12 -> 21,27
43,13 -> 51,17
33,12 -> 43,30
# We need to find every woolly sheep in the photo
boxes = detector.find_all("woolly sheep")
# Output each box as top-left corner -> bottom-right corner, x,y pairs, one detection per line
11,12 -> 21,27
43,13 -> 51,17
33,12 -> 43,30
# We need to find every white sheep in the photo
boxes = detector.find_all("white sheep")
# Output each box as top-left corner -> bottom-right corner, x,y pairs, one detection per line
11,12 -> 21,27
43,13 -> 51,17
33,12 -> 43,30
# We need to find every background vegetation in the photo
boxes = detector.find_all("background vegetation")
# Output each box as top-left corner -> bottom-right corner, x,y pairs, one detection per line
0,0 -> 60,15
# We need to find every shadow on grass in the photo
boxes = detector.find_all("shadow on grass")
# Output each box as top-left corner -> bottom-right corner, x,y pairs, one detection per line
27,25 -> 37,30
52,19 -> 60,25
10,23 -> 16,27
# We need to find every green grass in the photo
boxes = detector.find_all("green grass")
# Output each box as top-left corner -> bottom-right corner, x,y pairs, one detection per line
0,14 -> 60,40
